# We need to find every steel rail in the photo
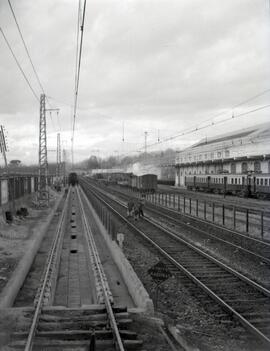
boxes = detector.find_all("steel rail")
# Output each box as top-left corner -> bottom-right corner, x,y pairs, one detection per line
87,178 -> 270,256
152,198 -> 270,245
81,180 -> 270,347
141,204 -> 270,265
83,178 -> 270,264
76,186 -> 125,351
84,181 -> 270,296
24,188 -> 71,351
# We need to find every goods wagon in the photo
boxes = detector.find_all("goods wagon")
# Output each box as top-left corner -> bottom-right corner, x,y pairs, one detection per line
137,174 -> 157,193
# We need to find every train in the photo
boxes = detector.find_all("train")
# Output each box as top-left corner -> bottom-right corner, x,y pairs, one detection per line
185,173 -> 270,199
129,174 -> 157,193
93,172 -> 157,193
68,172 -> 79,186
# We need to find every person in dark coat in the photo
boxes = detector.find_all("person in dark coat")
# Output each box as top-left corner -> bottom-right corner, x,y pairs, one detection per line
133,201 -> 139,220
138,198 -> 144,218
127,200 -> 134,217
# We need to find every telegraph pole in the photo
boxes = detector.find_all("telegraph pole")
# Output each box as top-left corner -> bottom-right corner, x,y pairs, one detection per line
38,94 -> 59,206
144,131 -> 148,155
0,125 -> 8,168
56,132 -> 61,181
38,94 -> 49,206
62,148 -> 67,186
0,125 -> 14,213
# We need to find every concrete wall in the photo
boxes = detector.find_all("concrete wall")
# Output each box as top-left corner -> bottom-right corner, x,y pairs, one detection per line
88,199 -> 154,314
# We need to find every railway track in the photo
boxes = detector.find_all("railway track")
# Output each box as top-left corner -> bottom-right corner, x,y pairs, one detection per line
80,179 -> 270,349
158,184 -> 270,213
10,186 -> 142,350
85,178 -> 270,266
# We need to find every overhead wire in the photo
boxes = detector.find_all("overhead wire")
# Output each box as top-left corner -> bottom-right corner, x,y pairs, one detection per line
2,0 -> 60,135
119,102 -> 270,158
71,0 -> 87,165
7,0 -> 46,95
0,27 -> 39,102
138,103 -> 270,151
6,0 -> 59,133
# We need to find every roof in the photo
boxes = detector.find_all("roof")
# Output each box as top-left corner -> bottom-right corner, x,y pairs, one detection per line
190,122 -> 270,149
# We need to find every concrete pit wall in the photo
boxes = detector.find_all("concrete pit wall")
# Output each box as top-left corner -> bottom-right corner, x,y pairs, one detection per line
87,197 -> 154,314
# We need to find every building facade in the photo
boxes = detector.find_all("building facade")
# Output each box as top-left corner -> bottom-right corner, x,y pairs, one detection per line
175,123 -> 270,187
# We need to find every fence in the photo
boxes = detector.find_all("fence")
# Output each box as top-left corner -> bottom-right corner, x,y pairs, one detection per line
145,192 -> 268,240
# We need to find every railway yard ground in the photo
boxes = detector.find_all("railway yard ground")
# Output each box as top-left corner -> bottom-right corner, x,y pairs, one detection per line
0,178 -> 270,350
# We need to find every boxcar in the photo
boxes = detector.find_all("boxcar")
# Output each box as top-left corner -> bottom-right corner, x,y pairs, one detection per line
138,174 -> 157,193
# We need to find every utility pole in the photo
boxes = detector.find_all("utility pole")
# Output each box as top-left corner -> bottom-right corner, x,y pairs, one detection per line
56,132 -> 61,181
0,125 -> 8,168
144,131 -> 148,155
38,94 -> 59,206
38,94 -> 49,206
0,125 -> 14,213
122,121 -> 125,142
62,148 -> 67,186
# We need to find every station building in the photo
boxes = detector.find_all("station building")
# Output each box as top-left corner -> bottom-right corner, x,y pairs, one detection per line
175,123 -> 270,187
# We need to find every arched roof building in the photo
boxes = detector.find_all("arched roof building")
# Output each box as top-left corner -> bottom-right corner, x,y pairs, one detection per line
175,123 -> 270,187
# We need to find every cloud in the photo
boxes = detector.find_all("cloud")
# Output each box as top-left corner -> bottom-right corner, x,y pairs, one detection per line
0,0 -> 269,164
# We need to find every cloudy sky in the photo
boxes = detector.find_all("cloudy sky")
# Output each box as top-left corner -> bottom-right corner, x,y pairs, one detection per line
0,0 -> 269,165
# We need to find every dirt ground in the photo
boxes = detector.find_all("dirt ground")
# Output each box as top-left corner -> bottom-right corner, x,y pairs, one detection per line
0,190 -> 61,296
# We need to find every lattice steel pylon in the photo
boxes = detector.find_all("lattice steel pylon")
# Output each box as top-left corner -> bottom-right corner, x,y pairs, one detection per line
38,94 -> 49,206
56,132 -> 61,180
62,148 -> 67,186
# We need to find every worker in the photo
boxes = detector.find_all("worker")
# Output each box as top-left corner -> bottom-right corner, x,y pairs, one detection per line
127,200 -> 134,217
133,201 -> 139,221
138,197 -> 145,218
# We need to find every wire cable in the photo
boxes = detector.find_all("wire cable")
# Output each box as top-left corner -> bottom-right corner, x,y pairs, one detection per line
0,26 -> 39,102
7,0 -> 61,133
121,103 -> 270,157
71,0 -> 87,165
7,0 -> 45,95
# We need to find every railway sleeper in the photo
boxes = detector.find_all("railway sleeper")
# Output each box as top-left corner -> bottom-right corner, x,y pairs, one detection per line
39,311 -> 129,323
40,306 -> 127,316
36,318 -> 133,331
10,338 -> 143,350
13,329 -> 139,341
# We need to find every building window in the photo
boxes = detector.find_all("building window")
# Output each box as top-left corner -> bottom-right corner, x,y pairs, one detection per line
241,162 -> 248,173
254,161 -> 261,173
265,179 -> 267,186
217,151 -> 222,158
231,163 -> 236,174
260,179 -> 263,186
204,154 -> 207,159
225,150 -> 230,157
232,178 -> 234,184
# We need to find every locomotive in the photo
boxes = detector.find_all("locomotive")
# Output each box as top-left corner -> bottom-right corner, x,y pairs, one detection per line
68,172 -> 79,186
185,173 -> 270,199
